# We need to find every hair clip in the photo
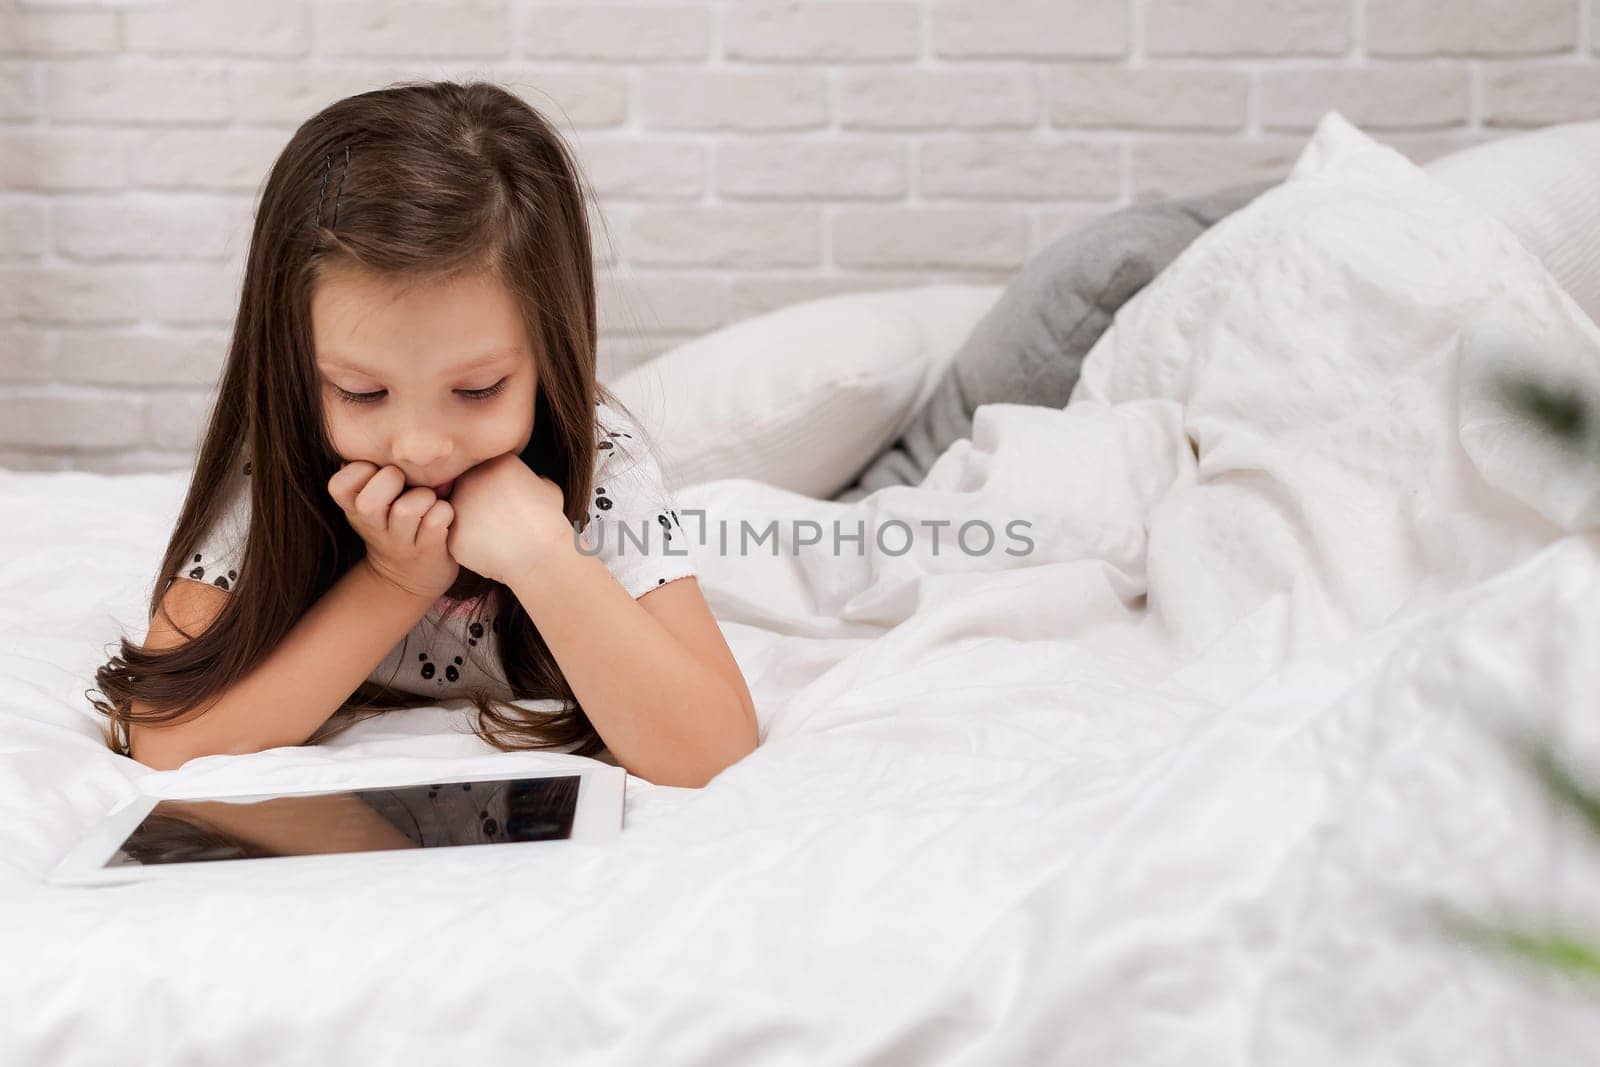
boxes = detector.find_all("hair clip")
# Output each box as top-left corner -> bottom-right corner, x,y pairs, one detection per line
313,153 -> 333,238
333,145 -> 351,229
312,147 -> 352,243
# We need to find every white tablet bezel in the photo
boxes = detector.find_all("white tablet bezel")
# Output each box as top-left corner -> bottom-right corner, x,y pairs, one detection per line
47,763 -> 625,887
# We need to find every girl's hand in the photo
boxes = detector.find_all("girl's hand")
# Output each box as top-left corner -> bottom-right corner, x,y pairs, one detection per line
445,452 -> 571,585
328,462 -> 459,600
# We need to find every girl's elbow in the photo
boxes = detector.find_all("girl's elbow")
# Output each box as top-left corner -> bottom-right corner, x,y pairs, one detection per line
681,686 -> 758,788
722,678 -> 759,752
710,688 -> 760,781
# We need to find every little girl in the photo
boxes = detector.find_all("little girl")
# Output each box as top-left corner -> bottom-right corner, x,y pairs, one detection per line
88,80 -> 758,788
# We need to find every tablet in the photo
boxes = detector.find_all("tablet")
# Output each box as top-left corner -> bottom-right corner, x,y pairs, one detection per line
47,764 -> 625,886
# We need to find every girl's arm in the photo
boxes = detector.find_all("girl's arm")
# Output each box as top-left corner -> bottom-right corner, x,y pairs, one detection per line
506,539 -> 758,789
130,560 -> 438,771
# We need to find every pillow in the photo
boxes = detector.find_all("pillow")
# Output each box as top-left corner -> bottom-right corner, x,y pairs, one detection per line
1069,109 -> 1600,640
606,284 -> 1002,499
1424,119 -> 1600,328
829,180 -> 1273,503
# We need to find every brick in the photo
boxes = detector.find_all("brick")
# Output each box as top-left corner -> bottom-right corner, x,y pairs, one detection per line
1036,205 -> 1126,252
832,209 -> 1029,269
729,271 -> 1005,320
0,266 -> 143,324
123,0 -> 311,57
629,207 -> 821,267
234,68 -> 628,130
1483,64 -> 1600,127
1147,0 -> 1349,57
642,71 -> 828,131
232,67 -> 419,126
1131,137 -> 1303,201
0,326 -> 51,383
0,9 -> 118,56
144,392 -> 215,453
0,390 -> 144,449
597,273 -> 732,335
590,205 -> 621,267
0,62 -> 39,121
919,138 -> 1121,200
1048,64 -> 1248,130
933,0 -> 1129,59
725,2 -> 918,61
0,132 -> 127,191
575,138 -> 705,200
1261,65 -> 1472,130
141,263 -> 245,326
0,202 -> 47,256
49,61 -> 229,124
717,140 -> 907,200
839,69 -> 1036,129
70,450 -> 195,474
520,4 -> 709,60
130,130 -> 295,192
319,3 -> 511,59
55,198 -> 237,261
0,448 -> 75,472
484,71 -> 632,128
1367,0 -> 1578,57
53,330 -> 227,388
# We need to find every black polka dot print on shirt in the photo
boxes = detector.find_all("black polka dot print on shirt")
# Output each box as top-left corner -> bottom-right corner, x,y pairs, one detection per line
187,553 -> 238,591
416,650 -> 464,684
594,486 -> 612,511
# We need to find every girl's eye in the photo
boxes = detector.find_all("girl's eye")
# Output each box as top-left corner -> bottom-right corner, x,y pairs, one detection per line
333,378 -> 509,406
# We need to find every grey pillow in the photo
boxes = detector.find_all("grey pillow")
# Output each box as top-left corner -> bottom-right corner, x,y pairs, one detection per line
830,181 -> 1275,503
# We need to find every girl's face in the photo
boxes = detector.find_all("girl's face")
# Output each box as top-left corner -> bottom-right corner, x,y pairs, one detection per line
311,266 -> 539,495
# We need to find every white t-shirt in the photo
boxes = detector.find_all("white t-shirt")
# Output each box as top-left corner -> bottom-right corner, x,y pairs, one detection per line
173,400 -> 696,702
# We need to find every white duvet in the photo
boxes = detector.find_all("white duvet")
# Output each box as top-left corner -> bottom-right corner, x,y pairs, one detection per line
4,112 -> 1599,1065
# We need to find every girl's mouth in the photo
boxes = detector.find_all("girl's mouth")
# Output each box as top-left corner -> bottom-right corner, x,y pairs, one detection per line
431,478 -> 455,498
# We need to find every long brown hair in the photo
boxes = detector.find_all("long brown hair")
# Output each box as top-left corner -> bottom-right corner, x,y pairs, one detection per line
87,79 -> 655,761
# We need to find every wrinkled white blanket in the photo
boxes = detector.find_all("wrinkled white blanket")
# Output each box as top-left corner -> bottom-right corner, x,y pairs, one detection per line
3,112 -> 1599,1065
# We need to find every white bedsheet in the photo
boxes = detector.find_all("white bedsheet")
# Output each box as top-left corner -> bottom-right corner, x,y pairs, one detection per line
3,112 -> 1599,1064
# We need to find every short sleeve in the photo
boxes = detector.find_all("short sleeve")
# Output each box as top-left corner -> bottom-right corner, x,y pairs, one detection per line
175,451 -> 252,593
587,403 -> 696,599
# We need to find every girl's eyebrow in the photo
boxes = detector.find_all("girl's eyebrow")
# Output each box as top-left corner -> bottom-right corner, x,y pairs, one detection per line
316,349 -> 520,377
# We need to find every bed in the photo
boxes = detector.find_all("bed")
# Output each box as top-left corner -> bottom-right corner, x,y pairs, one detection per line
4,112 -> 1599,1064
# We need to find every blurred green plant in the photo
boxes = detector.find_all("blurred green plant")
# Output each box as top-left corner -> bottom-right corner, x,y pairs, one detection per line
1430,372 -> 1600,992
1499,374 -> 1599,463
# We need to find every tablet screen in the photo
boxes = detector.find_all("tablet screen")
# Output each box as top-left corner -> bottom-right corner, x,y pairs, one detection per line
102,775 -> 581,868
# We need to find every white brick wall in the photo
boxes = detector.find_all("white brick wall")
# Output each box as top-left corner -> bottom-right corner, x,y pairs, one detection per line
0,0 -> 1596,473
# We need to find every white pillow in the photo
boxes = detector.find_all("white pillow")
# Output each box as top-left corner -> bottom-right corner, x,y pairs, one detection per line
606,284 -> 1002,498
1424,119 -> 1600,327
1072,109 -> 1600,626
1062,112 -> 1600,668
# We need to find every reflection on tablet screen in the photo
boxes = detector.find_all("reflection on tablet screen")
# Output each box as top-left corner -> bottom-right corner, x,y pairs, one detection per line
104,776 -> 581,867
